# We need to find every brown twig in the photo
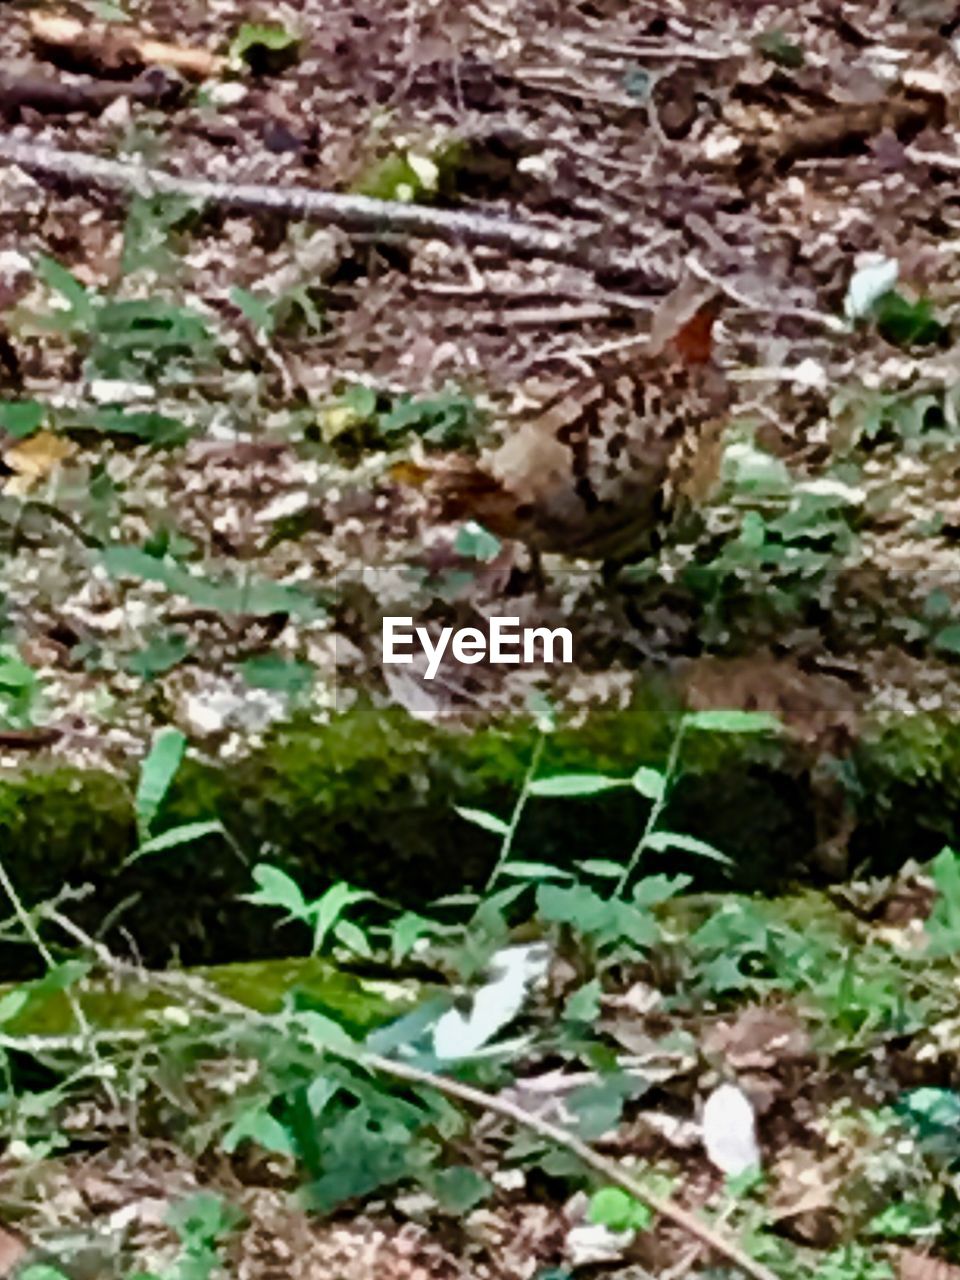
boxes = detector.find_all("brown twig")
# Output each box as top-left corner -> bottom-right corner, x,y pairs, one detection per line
0,902 -> 781,1280
0,137 -> 666,285
0,727 -> 63,750
30,13 -> 226,81
0,68 -> 180,118
360,1050 -> 785,1280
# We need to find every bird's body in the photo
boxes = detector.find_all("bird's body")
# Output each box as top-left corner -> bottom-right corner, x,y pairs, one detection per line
395,282 -> 731,564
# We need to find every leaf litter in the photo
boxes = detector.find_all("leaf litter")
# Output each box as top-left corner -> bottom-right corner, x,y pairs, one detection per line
3,0 -> 960,1274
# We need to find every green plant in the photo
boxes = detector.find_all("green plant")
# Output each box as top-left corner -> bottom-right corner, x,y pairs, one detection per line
232,283 -> 325,339
322,383 -> 484,450
121,193 -> 202,277
0,647 -> 41,727
925,846 -> 960,955
132,1192 -> 243,1280
229,23 -> 301,73
588,1185 -> 654,1232
813,1244 -> 894,1280
125,728 -> 240,866
100,542 -> 327,621
871,291 -> 945,348
241,865 -> 375,957
29,255 -> 217,382
458,709 -> 779,899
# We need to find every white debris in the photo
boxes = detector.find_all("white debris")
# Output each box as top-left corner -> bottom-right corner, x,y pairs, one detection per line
702,1083 -> 761,1176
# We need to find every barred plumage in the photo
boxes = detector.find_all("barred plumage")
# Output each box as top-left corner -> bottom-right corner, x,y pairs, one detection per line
396,283 -> 731,564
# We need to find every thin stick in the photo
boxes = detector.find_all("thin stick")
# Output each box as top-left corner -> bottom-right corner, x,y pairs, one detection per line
0,138 -> 663,283
359,1050 -> 784,1280
685,256 -> 847,334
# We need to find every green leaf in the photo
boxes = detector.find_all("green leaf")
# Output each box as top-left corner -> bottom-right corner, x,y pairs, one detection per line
223,1106 -> 295,1156
569,1073 -> 647,1139
528,773 -> 628,797
934,624 -> 960,655
240,654 -> 314,697
0,399 -> 44,438
231,286 -> 276,335
632,873 -> 691,906
135,726 -> 185,834
643,831 -> 733,865
86,297 -> 216,378
0,652 -> 36,692
0,987 -> 31,1025
125,819 -> 226,866
536,884 -> 658,952
343,384 -> 378,418
754,28 -> 804,68
926,846 -> 960,955
125,635 -> 189,680
498,861 -> 574,880
575,860 -> 625,879
241,863 -> 307,919
83,407 -> 189,445
588,1186 -> 653,1232
167,1190 -> 242,1243
230,22 -> 301,70
681,709 -> 782,735
378,389 -> 481,446
873,290 -> 945,348
121,192 -> 200,275
293,1009 -> 357,1054
454,522 -> 502,562
101,545 -> 326,621
632,766 -> 665,800
454,806 -> 510,836
563,978 -> 602,1022
431,1165 -> 491,1214
334,918 -> 373,958
35,254 -> 96,327
311,883 -> 375,954
303,1107 -> 418,1212
0,960 -> 92,1026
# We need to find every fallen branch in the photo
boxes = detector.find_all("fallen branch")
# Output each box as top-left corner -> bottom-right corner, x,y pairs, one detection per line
0,137 -> 665,284
0,68 -> 181,118
30,13 -> 226,80
360,1050 -> 785,1280
0,904 -> 781,1280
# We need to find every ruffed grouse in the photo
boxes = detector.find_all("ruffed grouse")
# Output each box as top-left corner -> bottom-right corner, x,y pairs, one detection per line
395,280 -> 731,565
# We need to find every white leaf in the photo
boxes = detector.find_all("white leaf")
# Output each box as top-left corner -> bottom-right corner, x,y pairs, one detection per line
844,256 -> 899,320
565,1223 -> 634,1267
790,357 -> 828,390
406,151 -> 440,190
794,477 -> 865,504
701,1083 -> 760,1176
432,944 -> 549,1060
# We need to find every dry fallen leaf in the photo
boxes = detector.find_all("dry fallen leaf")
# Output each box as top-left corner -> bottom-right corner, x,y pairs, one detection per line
3,430 -> 76,494
703,1004 -> 811,1070
0,1224 -> 28,1277
770,1149 -> 843,1248
900,1252 -> 960,1280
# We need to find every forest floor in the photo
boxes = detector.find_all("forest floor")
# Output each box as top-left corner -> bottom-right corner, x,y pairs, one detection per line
2,0 -> 960,1278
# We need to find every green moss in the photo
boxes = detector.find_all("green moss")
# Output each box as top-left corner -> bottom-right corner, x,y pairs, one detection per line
4,956 -> 416,1038
0,692 -> 958,974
